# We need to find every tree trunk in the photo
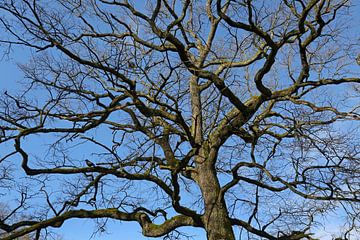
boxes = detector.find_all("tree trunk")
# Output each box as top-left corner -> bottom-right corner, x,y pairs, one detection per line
203,200 -> 235,240
190,71 -> 234,240
196,147 -> 235,240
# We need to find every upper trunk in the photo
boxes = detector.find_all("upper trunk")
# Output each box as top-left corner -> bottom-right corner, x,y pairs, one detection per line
190,67 -> 234,240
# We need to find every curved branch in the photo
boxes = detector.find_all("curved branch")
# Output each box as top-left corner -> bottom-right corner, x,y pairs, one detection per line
1,208 -> 202,239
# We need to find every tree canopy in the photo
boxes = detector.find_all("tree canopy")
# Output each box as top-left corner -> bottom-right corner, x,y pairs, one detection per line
0,0 -> 360,239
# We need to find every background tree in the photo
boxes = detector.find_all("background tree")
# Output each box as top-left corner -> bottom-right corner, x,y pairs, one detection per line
0,0 -> 360,239
0,204 -> 42,240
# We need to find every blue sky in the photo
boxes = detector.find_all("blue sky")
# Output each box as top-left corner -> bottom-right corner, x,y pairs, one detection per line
0,28 -> 134,240
0,40 -> 204,240
1,1 -> 360,240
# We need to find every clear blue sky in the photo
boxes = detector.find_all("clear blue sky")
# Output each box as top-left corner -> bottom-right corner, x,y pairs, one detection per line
1,1 -> 360,240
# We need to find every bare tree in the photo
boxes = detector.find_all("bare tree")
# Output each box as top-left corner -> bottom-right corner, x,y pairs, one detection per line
0,0 -> 360,239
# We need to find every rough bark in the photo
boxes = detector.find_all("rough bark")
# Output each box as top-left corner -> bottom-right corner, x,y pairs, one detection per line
195,145 -> 235,240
